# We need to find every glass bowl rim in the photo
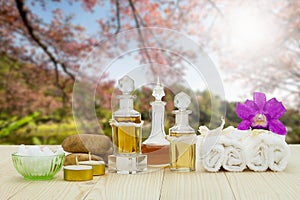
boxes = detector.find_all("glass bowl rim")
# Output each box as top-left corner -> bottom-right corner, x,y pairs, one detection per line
12,152 -> 65,158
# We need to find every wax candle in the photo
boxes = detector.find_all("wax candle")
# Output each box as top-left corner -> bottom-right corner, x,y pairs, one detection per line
78,152 -> 105,176
63,156 -> 93,181
63,165 -> 93,181
78,160 -> 105,176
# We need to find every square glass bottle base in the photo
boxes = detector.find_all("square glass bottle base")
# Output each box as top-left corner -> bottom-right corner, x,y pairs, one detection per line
108,154 -> 147,174
170,167 -> 195,172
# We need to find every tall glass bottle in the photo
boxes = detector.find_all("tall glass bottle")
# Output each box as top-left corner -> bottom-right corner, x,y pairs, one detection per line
108,75 -> 147,174
142,78 -> 169,166
167,92 -> 197,172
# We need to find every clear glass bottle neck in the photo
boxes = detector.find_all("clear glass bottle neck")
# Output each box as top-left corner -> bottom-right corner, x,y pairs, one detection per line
113,95 -> 140,118
119,96 -> 134,110
151,101 -> 166,134
143,101 -> 169,145
175,111 -> 189,126
169,110 -> 194,134
173,110 -> 192,126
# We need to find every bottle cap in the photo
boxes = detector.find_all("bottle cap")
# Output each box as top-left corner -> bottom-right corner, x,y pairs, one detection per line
174,91 -> 191,111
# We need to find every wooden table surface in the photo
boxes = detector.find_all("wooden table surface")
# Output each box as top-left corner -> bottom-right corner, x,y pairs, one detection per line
1,145 -> 300,200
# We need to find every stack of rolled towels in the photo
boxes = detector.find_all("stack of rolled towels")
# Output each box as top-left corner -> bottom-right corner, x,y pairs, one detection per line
198,120 -> 290,172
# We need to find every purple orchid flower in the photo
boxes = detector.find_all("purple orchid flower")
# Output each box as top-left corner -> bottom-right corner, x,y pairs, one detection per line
236,92 -> 287,135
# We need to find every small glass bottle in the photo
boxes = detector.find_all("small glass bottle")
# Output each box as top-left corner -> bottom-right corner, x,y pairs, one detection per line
142,78 -> 169,166
167,92 -> 197,172
108,75 -> 147,174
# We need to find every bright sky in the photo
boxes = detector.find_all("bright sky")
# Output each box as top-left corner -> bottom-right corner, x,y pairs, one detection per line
29,1 -> 109,36
28,1 -> 289,105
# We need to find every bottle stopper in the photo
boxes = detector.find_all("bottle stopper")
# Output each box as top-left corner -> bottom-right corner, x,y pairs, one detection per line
174,92 -> 191,111
119,75 -> 134,95
152,77 -> 165,101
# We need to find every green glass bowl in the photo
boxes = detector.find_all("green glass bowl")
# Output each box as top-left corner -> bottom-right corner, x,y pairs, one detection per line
12,153 -> 65,180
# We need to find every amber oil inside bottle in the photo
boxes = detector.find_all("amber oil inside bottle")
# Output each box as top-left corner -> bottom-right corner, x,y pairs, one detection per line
169,132 -> 196,171
142,144 -> 169,166
112,116 -> 141,155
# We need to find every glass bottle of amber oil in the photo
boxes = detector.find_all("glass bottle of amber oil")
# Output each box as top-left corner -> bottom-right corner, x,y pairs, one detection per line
142,78 -> 169,167
108,75 -> 147,174
167,92 -> 197,172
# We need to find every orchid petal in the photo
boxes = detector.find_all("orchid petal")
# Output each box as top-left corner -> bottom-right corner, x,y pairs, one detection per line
253,92 -> 266,111
237,120 -> 251,130
264,98 -> 286,119
236,100 -> 257,120
236,102 -> 256,119
269,119 -> 287,135
244,100 -> 258,112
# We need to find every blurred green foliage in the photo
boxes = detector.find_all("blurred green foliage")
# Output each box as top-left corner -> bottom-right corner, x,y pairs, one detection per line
281,109 -> 300,144
0,89 -> 299,144
0,112 -> 39,139
0,117 -> 77,145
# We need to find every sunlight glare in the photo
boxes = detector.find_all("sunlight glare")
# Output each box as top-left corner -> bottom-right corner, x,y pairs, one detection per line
226,5 -> 277,54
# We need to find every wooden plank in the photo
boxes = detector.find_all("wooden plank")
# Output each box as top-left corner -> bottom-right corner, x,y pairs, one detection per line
0,145 -> 299,199
82,175 -> 108,199
0,148 -> 34,199
0,153 -> 93,200
85,168 -> 164,200
7,168 -> 164,200
0,145 -> 18,163
0,145 -> 96,200
160,169 -> 235,200
225,145 -> 300,200
0,162 -> 32,199
1,145 -> 164,199
9,173 -> 99,200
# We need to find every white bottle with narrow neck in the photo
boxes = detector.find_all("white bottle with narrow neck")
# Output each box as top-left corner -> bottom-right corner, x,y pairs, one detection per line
142,78 -> 170,167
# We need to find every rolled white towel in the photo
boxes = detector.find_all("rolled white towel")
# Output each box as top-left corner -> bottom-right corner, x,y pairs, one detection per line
244,130 -> 290,172
221,136 -> 247,172
199,121 -> 290,172
198,120 -> 225,159
247,143 -> 269,172
202,143 -> 224,172
198,119 -> 225,172
244,132 -> 269,171
199,121 -> 248,172
268,137 -> 290,172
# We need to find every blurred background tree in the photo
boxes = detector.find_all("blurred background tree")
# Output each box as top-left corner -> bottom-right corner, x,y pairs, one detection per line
0,0 -> 299,144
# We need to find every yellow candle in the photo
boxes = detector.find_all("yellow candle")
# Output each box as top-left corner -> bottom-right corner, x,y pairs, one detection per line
78,160 -> 105,176
63,165 -> 93,181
